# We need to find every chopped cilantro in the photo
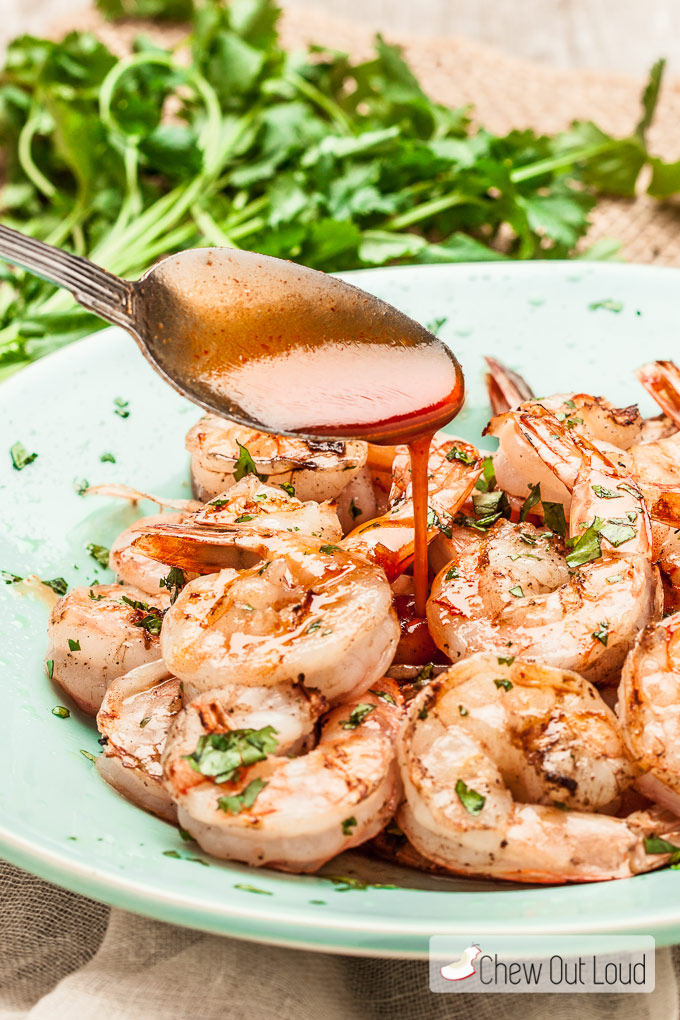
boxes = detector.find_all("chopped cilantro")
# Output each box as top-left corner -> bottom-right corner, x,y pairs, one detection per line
458,705 -> 469,716
455,779 -> 486,815
494,678 -> 513,691
341,704 -> 375,730
349,499 -> 362,521
320,544 -> 341,554
589,299 -> 623,313
68,638 -> 80,652
113,397 -> 130,418
234,883 -> 272,895
592,485 -> 622,499
1,570 -> 22,584
218,777 -> 268,815
86,543 -> 110,567
542,501 -> 567,538
474,456 -> 496,493
592,621 -> 609,646
279,482 -> 295,497
79,749 -> 96,763
600,521 -> 637,547
209,498 -> 229,508
413,663 -> 434,688
565,517 -> 603,568
519,482 -> 541,522
606,573 -> 624,584
342,816 -> 357,835
370,689 -> 396,705
644,836 -> 680,859
234,514 -> 254,523
52,705 -> 70,718
45,659 -> 54,679
564,399 -> 576,409
139,716 -> 151,728
233,441 -> 266,482
472,489 -> 510,520
10,442 -> 37,470
497,655 -> 515,665
446,445 -> 476,465
100,452 -> 116,463
184,727 -> 278,783
159,567 -> 186,604
445,565 -> 460,580
73,477 -> 89,496
508,585 -> 524,598
44,577 -> 68,596
427,506 -> 453,538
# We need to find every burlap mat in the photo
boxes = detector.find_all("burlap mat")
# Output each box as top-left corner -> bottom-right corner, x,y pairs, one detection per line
47,3 -> 680,267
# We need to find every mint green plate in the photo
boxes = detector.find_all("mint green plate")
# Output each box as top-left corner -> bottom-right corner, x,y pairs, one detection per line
2,261 -> 679,958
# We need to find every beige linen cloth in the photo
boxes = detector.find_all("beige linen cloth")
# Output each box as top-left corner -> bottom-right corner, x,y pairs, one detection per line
5,7 -> 680,1017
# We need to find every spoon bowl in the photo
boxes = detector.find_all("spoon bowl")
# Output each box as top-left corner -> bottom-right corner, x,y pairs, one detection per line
0,226 -> 464,442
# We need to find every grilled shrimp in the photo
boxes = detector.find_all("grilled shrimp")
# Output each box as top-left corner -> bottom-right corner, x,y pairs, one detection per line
45,584 -> 167,715
185,415 -> 376,532
428,411 -> 660,683
618,613 -> 680,815
135,527 -> 399,703
398,653 -> 680,883
162,679 -> 403,872
110,513 -> 195,596
195,475 -> 342,542
96,660 -> 182,822
342,436 -> 481,580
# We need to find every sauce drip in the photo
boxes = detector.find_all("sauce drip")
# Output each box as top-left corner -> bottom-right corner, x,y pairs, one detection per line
136,248 -> 465,618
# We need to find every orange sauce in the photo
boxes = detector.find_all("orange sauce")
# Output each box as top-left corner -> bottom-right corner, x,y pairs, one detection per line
139,248 -> 465,619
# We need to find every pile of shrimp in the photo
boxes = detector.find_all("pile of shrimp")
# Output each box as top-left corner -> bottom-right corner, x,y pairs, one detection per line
44,361 -> 680,883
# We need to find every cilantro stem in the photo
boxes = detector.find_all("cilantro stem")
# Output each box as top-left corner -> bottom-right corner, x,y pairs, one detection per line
286,71 -> 354,135
387,191 -> 475,230
509,141 -> 620,183
17,109 -> 56,200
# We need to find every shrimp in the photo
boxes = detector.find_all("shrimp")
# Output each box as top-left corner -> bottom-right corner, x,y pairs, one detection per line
398,653 -> 680,883
162,679 -> 403,872
618,613 -> 680,816
484,356 -> 535,415
45,584 -> 167,715
194,475 -> 342,543
185,415 -> 376,532
342,436 -> 481,580
134,527 -> 399,703
96,660 -> 182,822
428,411 -> 661,683
110,513 -> 197,596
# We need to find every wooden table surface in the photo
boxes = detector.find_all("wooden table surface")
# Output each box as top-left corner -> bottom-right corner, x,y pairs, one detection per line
3,0 -> 677,76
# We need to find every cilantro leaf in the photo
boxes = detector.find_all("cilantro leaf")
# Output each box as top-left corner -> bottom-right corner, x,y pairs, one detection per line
455,779 -> 485,815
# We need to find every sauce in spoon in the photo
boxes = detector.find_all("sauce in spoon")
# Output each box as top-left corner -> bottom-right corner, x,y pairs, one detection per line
136,248 -> 465,614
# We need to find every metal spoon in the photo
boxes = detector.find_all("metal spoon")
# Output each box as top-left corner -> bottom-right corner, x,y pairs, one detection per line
0,225 -> 463,442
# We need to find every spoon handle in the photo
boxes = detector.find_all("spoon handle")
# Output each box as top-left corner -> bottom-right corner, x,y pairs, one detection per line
0,224 -> 133,328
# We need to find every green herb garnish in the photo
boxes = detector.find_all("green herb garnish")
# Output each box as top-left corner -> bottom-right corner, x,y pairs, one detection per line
218,777 -> 268,815
86,543 -> 110,567
494,678 -> 513,691
475,457 -> 496,493
52,706 -> 70,718
592,621 -> 609,646
455,779 -> 486,815
184,727 -> 278,783
446,445 -> 476,466
159,567 -> 187,604
341,704 -> 375,730
68,638 -> 80,651
10,442 -> 37,470
100,452 -> 116,463
233,442 -> 265,482
508,585 -> 524,598
445,565 -> 460,580
342,816 -> 357,835
592,485 -> 622,499
519,482 -> 541,522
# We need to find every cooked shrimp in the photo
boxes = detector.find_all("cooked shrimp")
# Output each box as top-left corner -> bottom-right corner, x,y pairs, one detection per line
137,527 -> 399,703
428,411 -> 660,683
398,653 -> 680,883
96,660 -> 182,822
110,513 -> 197,596
484,356 -> 535,415
185,415 -> 376,532
488,394 -> 643,509
46,584 -> 167,715
618,613 -> 680,815
162,679 -> 403,872
342,436 -> 481,580
194,475 -> 342,543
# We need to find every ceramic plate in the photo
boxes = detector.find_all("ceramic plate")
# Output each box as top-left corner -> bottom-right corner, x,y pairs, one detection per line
2,261 -> 679,958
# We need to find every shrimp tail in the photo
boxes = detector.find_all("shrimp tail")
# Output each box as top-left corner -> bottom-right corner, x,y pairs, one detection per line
636,361 -> 680,429
484,356 -> 535,415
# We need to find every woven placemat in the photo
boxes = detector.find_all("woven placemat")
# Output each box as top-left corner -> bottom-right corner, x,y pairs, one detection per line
53,3 -> 680,265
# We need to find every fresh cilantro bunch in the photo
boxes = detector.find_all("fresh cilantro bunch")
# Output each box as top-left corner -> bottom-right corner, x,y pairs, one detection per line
0,0 -> 674,376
